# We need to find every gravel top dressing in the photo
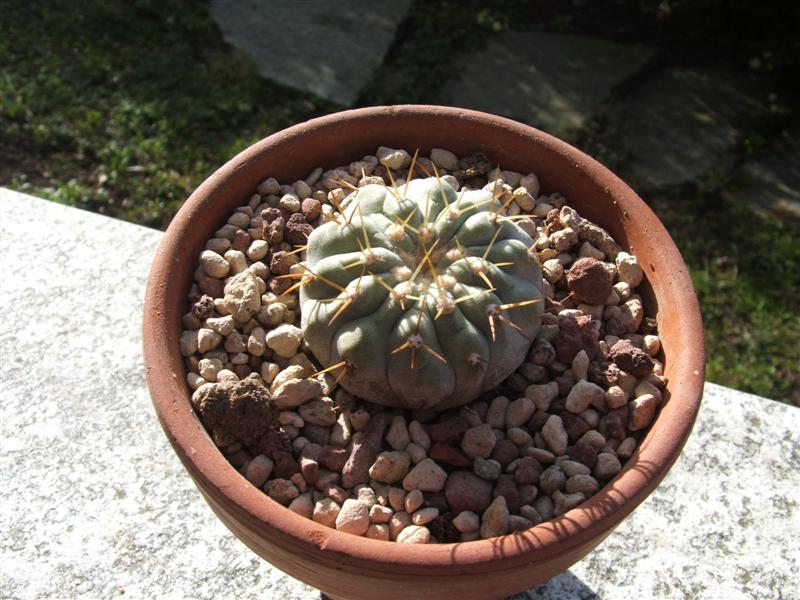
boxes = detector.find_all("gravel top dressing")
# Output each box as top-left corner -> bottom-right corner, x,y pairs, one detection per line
180,146 -> 665,544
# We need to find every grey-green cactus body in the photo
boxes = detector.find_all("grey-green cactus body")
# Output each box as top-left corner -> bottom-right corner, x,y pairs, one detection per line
300,177 -> 544,409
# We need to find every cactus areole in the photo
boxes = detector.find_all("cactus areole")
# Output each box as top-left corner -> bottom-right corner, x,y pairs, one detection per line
299,176 -> 544,409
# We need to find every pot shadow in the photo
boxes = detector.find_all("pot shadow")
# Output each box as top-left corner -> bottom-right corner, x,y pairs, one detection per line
319,570 -> 600,600
507,570 -> 600,599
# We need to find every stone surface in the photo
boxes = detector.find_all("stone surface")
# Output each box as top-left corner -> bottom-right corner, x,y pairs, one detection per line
208,0 -> 411,105
1,189 -> 798,599
621,68 -> 763,189
724,130 -> 800,218
438,32 -> 653,136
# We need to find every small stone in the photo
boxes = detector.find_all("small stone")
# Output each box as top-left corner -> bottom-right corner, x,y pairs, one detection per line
272,378 -> 323,410
572,349 -> 590,380
486,395 -> 510,429
617,437 -> 637,459
560,412 -> 591,443
366,524 -> 390,541
565,380 -> 605,413
335,499 -> 370,535
520,505 -> 544,525
525,381 -> 559,411
473,457 -> 502,481
508,515 -> 534,532
542,259 -> 564,283
396,525 -> 430,544
461,424 -> 497,459
265,324 -> 303,358
507,427 -> 532,447
609,339 -> 654,378
603,407 -> 629,441
312,498 -> 340,528
369,504 -> 393,524
593,452 -> 623,480
427,415 -> 469,445
541,415 -> 568,455
492,474 -> 521,513
452,511 -> 480,533
386,416 -> 410,450
505,397 -> 535,428
349,409 -> 371,431
629,394 -> 657,431
445,471 -> 493,515
412,507 -> 439,526
430,148 -> 459,170
550,227 -> 578,252
480,496 -> 509,539
514,456 -> 543,485
368,451 -> 411,484
429,443 -> 471,467
318,446 -> 349,472
490,439 -> 519,469
197,328 -> 223,353
567,257 -> 613,304
404,489 -> 424,514
402,458 -> 447,492
298,398 -> 336,427
553,490 -> 586,516
565,474 -> 600,496
616,252 -> 644,287
554,314 -> 599,363
223,270 -> 262,322
288,493 -> 314,519
526,447 -> 556,465
199,250 -> 231,278
264,479 -> 299,506
389,512 -> 413,540
408,420 -> 431,450
577,430 -> 606,450
180,330 -> 198,357
377,146 -> 411,170
539,465 -> 566,495
560,460 -> 592,478
245,455 -> 274,488
605,385 -> 628,409
406,442 -> 427,464
342,414 -> 388,488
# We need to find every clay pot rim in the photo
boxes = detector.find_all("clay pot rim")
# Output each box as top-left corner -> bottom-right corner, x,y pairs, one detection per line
143,105 -> 705,572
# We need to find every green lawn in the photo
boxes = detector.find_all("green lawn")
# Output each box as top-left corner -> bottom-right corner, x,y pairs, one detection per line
2,1 -> 798,405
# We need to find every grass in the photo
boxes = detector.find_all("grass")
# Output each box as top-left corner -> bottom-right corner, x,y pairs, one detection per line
1,1 -> 798,405
0,0 -> 331,229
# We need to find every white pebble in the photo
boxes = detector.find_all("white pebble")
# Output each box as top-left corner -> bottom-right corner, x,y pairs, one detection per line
430,148 -> 459,170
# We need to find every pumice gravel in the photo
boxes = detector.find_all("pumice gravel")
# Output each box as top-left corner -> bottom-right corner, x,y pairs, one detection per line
182,146 -> 666,544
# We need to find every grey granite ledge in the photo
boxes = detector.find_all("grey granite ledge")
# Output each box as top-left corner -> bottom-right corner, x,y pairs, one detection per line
1,189 -> 797,599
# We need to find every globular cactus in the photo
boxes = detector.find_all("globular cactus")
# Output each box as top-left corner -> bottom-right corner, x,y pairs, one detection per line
296,174 -> 544,410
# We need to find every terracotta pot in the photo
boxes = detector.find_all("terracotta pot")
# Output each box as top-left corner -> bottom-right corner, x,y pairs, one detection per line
143,105 -> 705,600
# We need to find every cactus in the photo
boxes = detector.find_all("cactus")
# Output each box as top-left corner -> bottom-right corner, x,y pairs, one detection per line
295,172 -> 544,410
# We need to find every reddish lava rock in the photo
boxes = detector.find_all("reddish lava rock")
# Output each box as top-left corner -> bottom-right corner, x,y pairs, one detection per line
430,443 -> 472,468
609,339 -> 654,378
493,475 -> 521,513
426,415 -> 469,445
490,439 -> 519,469
444,471 -> 493,515
554,314 -> 599,363
569,443 -> 598,468
191,294 -> 216,320
193,380 -> 276,446
567,257 -> 613,304
588,361 -> 620,389
285,213 -> 313,245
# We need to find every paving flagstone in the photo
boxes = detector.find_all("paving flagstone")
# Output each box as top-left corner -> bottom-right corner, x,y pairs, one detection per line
620,68 -> 764,190
437,32 -> 653,137
725,131 -> 800,219
209,0 -> 411,105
